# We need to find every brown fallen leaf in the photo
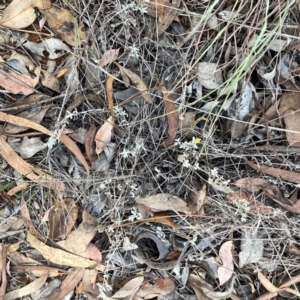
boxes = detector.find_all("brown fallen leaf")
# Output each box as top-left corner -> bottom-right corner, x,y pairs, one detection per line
243,158 -> 300,184
139,212 -> 179,231
0,64 -> 40,96
27,232 -> 105,271
112,276 -> 144,299
48,198 -> 78,239
258,270 -> 300,297
277,92 -> 300,146
95,116 -> 114,155
161,83 -> 178,147
0,137 -> 65,192
4,105 -> 51,134
0,0 -> 51,29
146,0 -> 181,36
85,124 -> 97,164
76,269 -> 98,296
136,193 -> 191,218
188,184 -> 209,214
100,49 -> 119,67
57,210 -> 101,261
40,6 -> 87,46
0,111 -> 89,177
106,75 -> 116,122
0,244 -> 7,300
233,178 -> 300,214
135,277 -> 175,299
10,265 -> 66,278
227,191 -> 273,215
115,62 -> 153,104
256,292 -> 278,300
218,241 -> 234,286
4,274 -> 47,300
44,268 -> 85,300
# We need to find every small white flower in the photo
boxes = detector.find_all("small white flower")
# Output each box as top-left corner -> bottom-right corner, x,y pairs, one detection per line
120,149 -> 131,158
182,159 -> 191,168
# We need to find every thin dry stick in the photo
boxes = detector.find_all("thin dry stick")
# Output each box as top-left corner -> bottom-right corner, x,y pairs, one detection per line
0,244 -> 7,300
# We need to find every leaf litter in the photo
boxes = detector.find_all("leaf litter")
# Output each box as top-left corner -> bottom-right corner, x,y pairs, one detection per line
0,0 -> 300,299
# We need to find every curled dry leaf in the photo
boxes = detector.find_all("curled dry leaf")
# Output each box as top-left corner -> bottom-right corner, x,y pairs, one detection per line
48,198 -> 78,239
218,241 -> 234,286
136,193 -> 191,218
115,62 -> 153,104
0,64 -> 40,96
139,212 -> 179,231
161,83 -> 178,148
95,116 -> 114,155
26,232 -> 105,271
0,0 -> 51,29
112,276 -> 144,299
4,274 -> 47,300
43,268 -> 85,300
40,6 -> 87,46
197,62 -> 224,89
188,184 -> 209,214
146,0 -> 181,36
0,111 -> 90,177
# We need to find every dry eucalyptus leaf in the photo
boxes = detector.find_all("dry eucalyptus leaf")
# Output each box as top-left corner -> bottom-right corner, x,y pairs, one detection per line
43,268 -> 85,300
146,0 -> 181,36
112,276 -> 144,299
24,38 -> 71,60
4,274 -> 47,300
136,193 -> 191,218
48,198 -> 78,240
0,136 -> 65,192
10,265 -> 66,278
57,210 -> 99,255
115,63 -> 153,104
136,277 -> 176,299
0,64 -> 40,95
27,232 -> 105,271
189,273 -> 236,300
279,92 -> 300,146
0,0 -> 51,29
197,62 -> 224,89
40,6 -> 87,46
70,127 -> 88,144
258,271 -> 300,297
218,241 -> 234,286
95,116 -> 114,155
4,105 -> 51,134
0,111 -> 90,177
